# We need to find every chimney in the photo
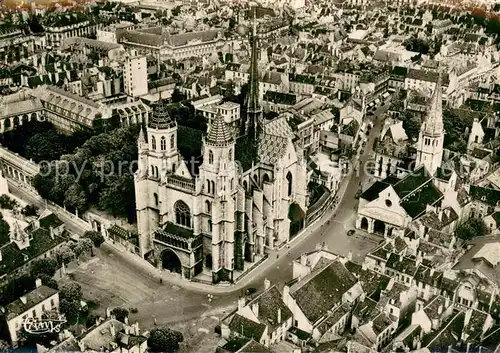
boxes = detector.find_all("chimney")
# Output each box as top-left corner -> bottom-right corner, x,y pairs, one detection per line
134,322 -> 140,336
78,340 -> 85,352
438,208 -> 443,222
321,242 -> 328,251
124,326 -> 130,335
386,251 -> 391,260
237,297 -> 245,311
251,303 -> 259,317
124,316 -> 129,325
264,278 -> 271,290
347,251 -> 353,261
445,208 -> 451,218
283,285 -> 289,305
20,296 -> 27,305
106,307 -> 111,318
438,304 -> 443,315
430,268 -> 435,277
110,323 -> 116,337
35,278 -> 42,288
399,253 -> 403,262
277,308 -> 281,324
300,254 -> 307,266
445,296 -> 450,308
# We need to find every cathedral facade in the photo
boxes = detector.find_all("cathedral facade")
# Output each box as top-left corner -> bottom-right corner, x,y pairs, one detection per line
134,24 -> 308,283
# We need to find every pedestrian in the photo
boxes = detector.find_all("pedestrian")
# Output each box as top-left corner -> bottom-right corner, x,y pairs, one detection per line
154,318 -> 157,326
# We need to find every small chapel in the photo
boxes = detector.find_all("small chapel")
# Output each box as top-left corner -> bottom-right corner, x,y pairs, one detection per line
134,20 -> 308,283
357,74 -> 464,238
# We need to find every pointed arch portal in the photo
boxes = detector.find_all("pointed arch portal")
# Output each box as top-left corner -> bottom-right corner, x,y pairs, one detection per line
161,249 -> 182,274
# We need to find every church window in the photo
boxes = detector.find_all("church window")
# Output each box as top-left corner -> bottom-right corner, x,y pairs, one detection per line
205,200 -> 211,213
211,181 -> 215,194
160,136 -> 166,151
209,150 -> 214,164
263,174 -> 270,183
228,149 -> 232,161
207,180 -> 211,193
208,219 -> 212,233
286,171 -> 293,196
151,165 -> 155,176
385,199 -> 392,207
170,135 -> 175,149
172,163 -> 176,173
175,201 -> 191,228
230,178 -> 234,190
154,193 -> 159,207
151,136 -> 156,150
155,166 -> 159,178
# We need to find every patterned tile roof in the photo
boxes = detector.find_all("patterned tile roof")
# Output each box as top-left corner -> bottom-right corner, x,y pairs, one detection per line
207,114 -> 232,146
148,101 -> 176,130
258,134 -> 288,165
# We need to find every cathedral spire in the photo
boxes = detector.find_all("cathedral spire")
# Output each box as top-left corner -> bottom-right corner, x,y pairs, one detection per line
244,7 -> 262,140
422,72 -> 444,137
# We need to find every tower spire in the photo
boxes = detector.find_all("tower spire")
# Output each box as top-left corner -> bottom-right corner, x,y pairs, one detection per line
244,6 -> 262,140
422,72 -> 444,136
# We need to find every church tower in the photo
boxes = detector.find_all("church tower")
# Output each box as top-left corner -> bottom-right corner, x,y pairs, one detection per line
416,74 -> 444,176
243,7 -> 263,140
200,114 -> 238,283
135,101 -> 178,257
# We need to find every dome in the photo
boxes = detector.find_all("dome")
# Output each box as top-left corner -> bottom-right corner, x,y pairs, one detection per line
148,101 -> 176,130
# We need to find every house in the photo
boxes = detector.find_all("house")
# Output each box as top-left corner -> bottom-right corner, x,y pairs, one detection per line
220,279 -> 292,347
0,279 -> 59,347
411,295 -> 454,334
283,258 -> 362,340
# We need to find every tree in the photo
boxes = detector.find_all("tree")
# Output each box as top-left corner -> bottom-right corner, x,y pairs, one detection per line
60,298 -> 81,321
0,214 -> 10,247
71,238 -> 94,260
148,327 -> 184,352
54,244 -> 75,265
111,307 -> 129,322
64,184 -> 87,213
21,204 -> 38,217
31,258 -> 57,277
455,218 -> 488,241
84,231 -> 105,248
60,281 -> 83,302
39,274 -> 58,290
25,131 -> 67,162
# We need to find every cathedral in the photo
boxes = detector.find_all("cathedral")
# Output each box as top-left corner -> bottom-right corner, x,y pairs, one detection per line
134,22 -> 308,283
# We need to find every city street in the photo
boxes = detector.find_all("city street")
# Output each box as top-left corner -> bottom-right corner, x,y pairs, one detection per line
6,101 -> 389,343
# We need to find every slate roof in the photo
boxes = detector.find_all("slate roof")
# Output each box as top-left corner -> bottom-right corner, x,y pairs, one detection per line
434,167 -> 453,181
247,286 -> 292,332
424,311 -> 465,351
414,264 -> 442,287
372,312 -> 393,336
228,314 -> 266,341
290,260 -> 358,324
316,303 -> 350,335
464,309 -> 488,341
469,185 -> 500,206
423,295 -> 449,321
360,176 -> 399,201
0,98 -> 43,118
6,285 -> 58,317
386,254 -> 418,277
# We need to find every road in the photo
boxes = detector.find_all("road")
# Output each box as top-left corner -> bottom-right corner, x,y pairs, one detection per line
7,102 -> 389,333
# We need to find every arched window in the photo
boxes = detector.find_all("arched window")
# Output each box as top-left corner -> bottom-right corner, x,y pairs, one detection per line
207,180 -> 211,193
230,178 -> 234,190
228,149 -> 232,161
263,174 -> 270,183
154,193 -> 159,207
170,135 -> 175,149
286,171 -> 293,196
211,181 -> 215,194
160,136 -> 166,151
209,150 -> 214,164
155,166 -> 159,178
205,200 -> 211,213
151,165 -> 155,176
151,136 -> 156,150
172,163 -> 176,173
175,201 -> 191,228
208,219 -> 212,233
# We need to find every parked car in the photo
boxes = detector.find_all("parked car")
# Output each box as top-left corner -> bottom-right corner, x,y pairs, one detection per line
347,229 -> 355,236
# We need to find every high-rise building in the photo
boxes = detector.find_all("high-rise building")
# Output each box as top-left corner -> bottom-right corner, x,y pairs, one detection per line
124,56 -> 148,98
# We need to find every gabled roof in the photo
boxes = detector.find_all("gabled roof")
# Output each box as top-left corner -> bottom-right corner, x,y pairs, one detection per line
290,260 -> 358,324
6,285 -> 58,317
469,185 -> 500,206
228,314 -> 266,341
247,286 -> 292,332
360,176 -> 399,201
